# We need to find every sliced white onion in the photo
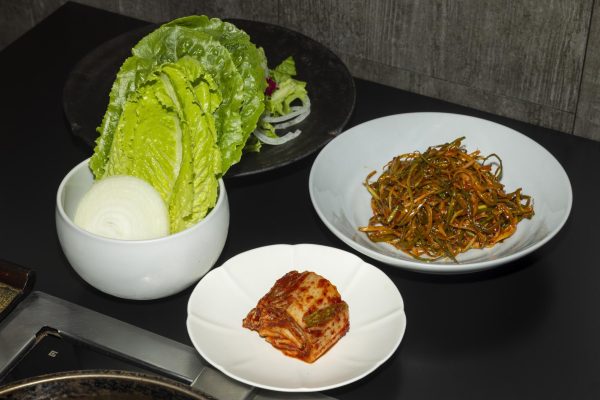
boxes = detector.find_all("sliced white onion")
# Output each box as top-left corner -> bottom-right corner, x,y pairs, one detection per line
74,175 -> 169,240
253,129 -> 302,145
261,97 -> 311,124
254,97 -> 311,146
261,106 -> 303,123
271,107 -> 310,129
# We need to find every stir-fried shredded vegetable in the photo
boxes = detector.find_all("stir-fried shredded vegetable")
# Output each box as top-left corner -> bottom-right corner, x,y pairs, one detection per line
359,137 -> 534,262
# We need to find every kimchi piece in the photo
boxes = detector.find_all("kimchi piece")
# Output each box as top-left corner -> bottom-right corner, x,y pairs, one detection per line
242,270 -> 350,363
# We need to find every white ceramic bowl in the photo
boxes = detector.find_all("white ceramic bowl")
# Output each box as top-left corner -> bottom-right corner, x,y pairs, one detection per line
56,159 -> 229,300
309,112 -> 573,274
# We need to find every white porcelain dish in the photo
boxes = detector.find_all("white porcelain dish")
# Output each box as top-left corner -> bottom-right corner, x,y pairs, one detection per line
186,244 -> 406,392
309,112 -> 573,274
56,159 -> 229,300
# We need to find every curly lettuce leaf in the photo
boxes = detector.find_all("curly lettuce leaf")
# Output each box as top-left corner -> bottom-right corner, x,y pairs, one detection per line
163,16 -> 267,170
102,57 -> 222,233
92,23 -> 249,179
132,25 -> 248,174
270,56 -> 297,82
89,16 -> 285,233
90,56 -> 154,178
265,78 -> 307,116
265,57 -> 307,116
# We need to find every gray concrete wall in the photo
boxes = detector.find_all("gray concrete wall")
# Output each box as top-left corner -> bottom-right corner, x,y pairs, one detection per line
3,0 -> 600,141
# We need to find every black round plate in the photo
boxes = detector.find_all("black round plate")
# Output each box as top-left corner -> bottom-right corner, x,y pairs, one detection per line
62,19 -> 356,178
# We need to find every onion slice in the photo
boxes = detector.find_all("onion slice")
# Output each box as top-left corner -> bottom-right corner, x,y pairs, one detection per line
74,175 -> 169,240
254,97 -> 311,146
253,129 -> 302,145
261,97 -> 311,124
271,108 -> 310,130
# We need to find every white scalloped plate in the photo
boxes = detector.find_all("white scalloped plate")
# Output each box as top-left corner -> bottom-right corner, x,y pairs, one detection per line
309,112 -> 573,274
186,244 -> 406,392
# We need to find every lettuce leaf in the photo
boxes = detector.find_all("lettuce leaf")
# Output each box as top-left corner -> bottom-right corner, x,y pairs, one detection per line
90,56 -> 154,178
265,57 -> 307,116
101,57 -> 222,233
163,16 -> 267,171
133,25 -> 247,175
270,56 -> 297,82
89,16 -> 272,232
91,24 -> 248,178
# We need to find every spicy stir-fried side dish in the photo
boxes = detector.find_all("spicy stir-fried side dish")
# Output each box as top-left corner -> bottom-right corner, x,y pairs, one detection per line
359,137 -> 534,262
243,270 -> 349,363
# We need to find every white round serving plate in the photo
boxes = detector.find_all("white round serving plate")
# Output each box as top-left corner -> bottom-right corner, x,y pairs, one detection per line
309,112 -> 573,274
186,243 -> 406,392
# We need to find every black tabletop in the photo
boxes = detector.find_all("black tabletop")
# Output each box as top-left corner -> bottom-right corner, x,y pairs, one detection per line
1,3 -> 599,399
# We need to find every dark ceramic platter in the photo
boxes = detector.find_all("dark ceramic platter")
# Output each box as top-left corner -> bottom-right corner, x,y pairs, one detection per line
62,19 -> 356,178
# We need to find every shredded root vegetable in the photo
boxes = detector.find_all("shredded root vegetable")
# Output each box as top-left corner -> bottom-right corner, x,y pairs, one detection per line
359,137 -> 534,262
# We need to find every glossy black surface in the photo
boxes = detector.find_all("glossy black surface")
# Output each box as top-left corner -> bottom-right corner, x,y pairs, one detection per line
1,3 -> 600,399
62,17 -> 355,177
1,329 -> 175,385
